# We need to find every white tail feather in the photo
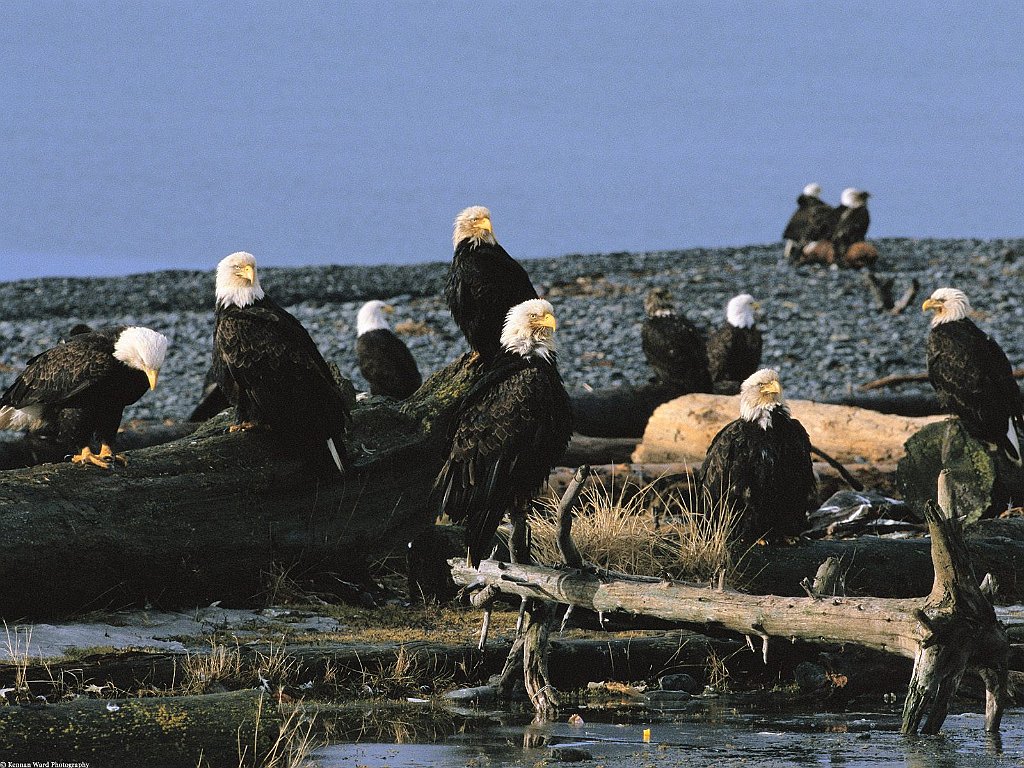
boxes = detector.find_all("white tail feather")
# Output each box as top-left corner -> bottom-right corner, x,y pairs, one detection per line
1007,418 -> 1022,466
327,437 -> 343,472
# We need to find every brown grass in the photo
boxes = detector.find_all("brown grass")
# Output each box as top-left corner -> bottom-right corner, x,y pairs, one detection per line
528,474 -> 739,583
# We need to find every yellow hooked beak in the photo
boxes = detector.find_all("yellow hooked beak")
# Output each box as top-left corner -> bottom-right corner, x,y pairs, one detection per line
536,312 -> 557,331
752,301 -> 762,312
476,217 -> 493,233
146,369 -> 159,390
383,304 -> 395,315
761,379 -> 781,396
238,264 -> 256,284
922,298 -> 941,313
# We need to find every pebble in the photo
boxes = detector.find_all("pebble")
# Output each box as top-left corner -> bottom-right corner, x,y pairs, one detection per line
1,237 -> 1022,423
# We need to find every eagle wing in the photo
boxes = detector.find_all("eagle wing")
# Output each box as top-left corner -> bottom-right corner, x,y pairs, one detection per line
1,334 -> 118,409
641,315 -> 712,391
434,359 -> 571,566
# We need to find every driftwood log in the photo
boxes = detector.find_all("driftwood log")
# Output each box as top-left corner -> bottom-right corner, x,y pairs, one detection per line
452,471 -> 1010,735
0,356 -> 478,618
633,393 -> 943,464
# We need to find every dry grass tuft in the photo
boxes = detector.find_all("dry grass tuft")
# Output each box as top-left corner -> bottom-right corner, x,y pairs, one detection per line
2,621 -> 33,700
528,473 -> 739,583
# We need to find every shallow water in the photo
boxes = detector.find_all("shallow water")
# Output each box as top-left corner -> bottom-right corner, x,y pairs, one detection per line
315,707 -> 1024,767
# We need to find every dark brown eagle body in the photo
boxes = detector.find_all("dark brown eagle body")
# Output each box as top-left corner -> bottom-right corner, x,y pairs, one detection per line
214,296 -> 350,468
707,324 -> 762,387
433,350 -> 572,567
699,407 -> 815,544
927,317 -> 1023,462
0,327 -> 151,450
783,193 -> 835,245
444,237 -> 538,361
356,328 -> 422,399
641,313 -> 713,393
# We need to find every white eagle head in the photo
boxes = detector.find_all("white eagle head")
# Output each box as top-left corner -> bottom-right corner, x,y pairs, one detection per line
923,287 -> 971,327
726,293 -> 758,329
739,368 -> 788,429
453,205 -> 497,250
841,188 -> 870,208
803,182 -> 822,198
357,300 -> 395,336
216,251 -> 265,308
501,298 -> 558,361
113,326 -> 169,390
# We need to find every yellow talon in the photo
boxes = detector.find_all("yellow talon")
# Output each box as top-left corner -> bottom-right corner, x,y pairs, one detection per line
98,444 -> 128,466
71,446 -> 111,469
228,421 -> 258,433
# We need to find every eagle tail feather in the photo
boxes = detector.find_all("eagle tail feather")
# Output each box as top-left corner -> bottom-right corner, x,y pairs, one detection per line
326,437 -> 344,472
1006,417 -> 1023,466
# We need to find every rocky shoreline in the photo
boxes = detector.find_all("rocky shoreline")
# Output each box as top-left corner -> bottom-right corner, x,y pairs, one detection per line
1,237 -> 1022,423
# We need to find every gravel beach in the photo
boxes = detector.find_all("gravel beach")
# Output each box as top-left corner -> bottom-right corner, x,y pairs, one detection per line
1,237 -> 1022,424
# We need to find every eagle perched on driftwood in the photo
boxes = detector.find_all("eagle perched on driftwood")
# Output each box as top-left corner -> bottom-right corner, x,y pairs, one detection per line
0,326 -> 168,468
213,251 -> 350,472
698,368 -> 815,544
923,287 -> 1023,464
445,206 -> 538,362
433,299 -> 573,567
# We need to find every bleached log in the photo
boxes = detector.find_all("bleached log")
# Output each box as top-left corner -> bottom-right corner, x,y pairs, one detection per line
632,393 -> 944,464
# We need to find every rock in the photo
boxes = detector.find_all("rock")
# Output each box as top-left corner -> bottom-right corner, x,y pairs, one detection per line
657,673 -> 700,693
896,419 -> 1024,522
793,661 -> 828,691
548,746 -> 593,762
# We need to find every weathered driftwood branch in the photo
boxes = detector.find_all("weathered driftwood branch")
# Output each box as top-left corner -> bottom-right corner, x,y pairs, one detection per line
861,368 -> 1024,392
451,472 -> 1010,733
0,356 -> 477,617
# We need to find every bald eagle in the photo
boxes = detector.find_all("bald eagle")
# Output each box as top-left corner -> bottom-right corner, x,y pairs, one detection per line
698,369 -> 815,543
0,326 -> 168,468
213,252 -> 350,471
783,183 -> 835,262
433,298 -> 573,567
832,188 -> 871,262
355,300 -> 422,400
445,206 -> 538,362
641,287 -> 713,393
923,287 -> 1023,464
707,293 -> 762,391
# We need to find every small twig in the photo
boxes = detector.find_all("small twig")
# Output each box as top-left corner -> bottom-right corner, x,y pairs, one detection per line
860,367 -> 1024,391
891,278 -> 920,315
515,596 -> 529,635
478,607 -> 492,651
809,444 -> 864,491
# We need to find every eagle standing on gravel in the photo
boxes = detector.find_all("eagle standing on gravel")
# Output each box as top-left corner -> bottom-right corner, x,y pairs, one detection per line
445,206 -> 538,362
923,287 -> 1023,464
355,300 -> 422,400
782,183 -> 835,261
0,326 -> 168,468
831,188 -> 871,260
707,293 -> 762,390
213,251 -> 350,472
641,287 -> 713,393
432,298 -> 573,567
698,368 -> 815,543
